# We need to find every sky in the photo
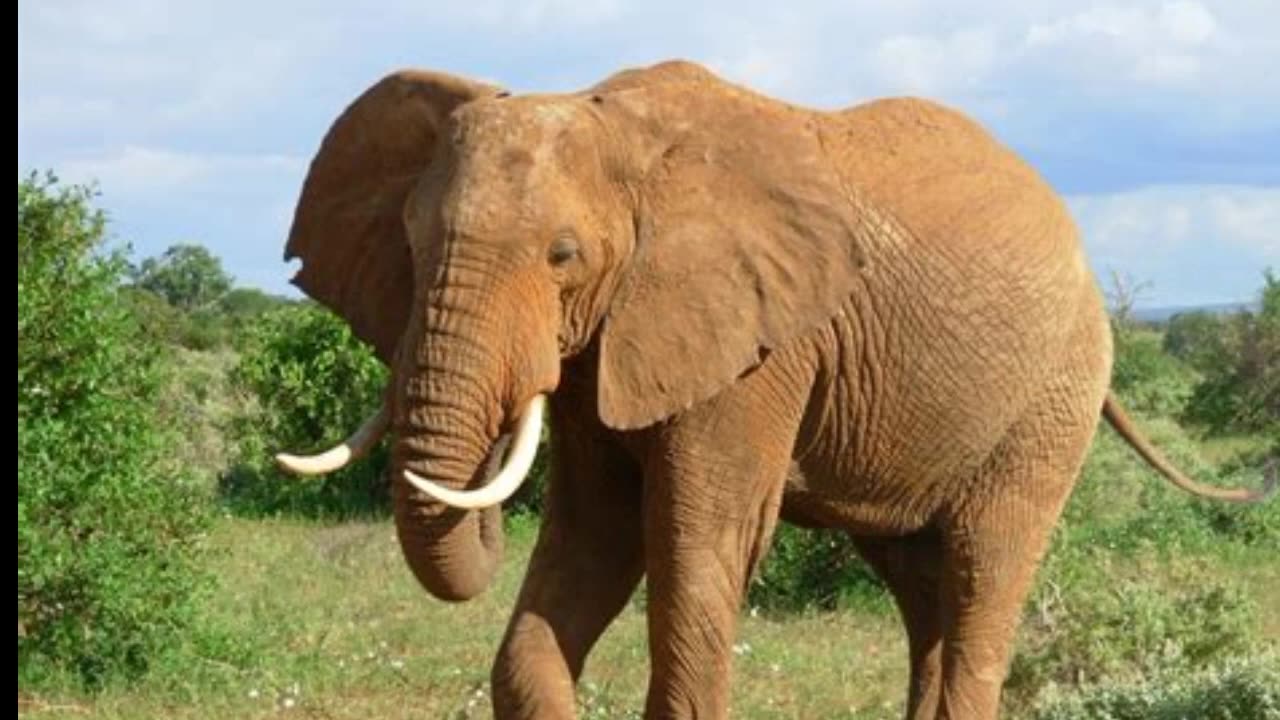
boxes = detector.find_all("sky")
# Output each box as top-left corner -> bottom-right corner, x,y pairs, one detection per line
17,1 -> 1280,308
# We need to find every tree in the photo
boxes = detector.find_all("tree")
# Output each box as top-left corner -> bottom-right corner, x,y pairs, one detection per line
1183,270 -> 1280,436
18,173 -> 211,687
133,243 -> 232,310
1104,269 -> 1153,333
1164,310 -> 1228,372
218,286 -> 292,321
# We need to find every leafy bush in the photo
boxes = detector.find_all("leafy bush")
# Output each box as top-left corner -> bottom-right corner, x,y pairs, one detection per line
1058,413 -> 1278,552
1031,652 -> 1280,720
224,304 -> 390,518
1185,444 -> 1280,546
1009,568 -> 1256,696
1110,328 -> 1198,417
126,287 -> 230,349
1183,270 -> 1280,436
1008,418 -> 1274,710
18,173 -> 212,688
749,524 -> 887,613
1163,310 -> 1230,371
218,287 -> 293,324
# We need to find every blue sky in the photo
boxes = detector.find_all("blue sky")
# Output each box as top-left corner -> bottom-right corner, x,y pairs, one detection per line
18,1 -> 1279,307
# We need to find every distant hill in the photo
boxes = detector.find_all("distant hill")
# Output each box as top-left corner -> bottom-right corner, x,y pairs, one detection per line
1130,301 -> 1259,324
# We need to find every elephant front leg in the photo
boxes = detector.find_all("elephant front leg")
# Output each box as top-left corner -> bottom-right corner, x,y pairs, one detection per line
491,410 -> 645,719
640,370 -> 808,718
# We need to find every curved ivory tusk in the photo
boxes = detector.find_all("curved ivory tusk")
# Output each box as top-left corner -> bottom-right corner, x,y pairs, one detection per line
275,405 -> 390,476
403,395 -> 546,510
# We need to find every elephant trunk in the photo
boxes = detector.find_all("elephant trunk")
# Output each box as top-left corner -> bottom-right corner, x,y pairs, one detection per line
389,275 -> 528,602
391,423 -> 509,602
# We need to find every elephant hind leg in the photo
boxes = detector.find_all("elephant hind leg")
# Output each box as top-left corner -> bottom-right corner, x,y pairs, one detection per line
934,378 -> 1103,720
853,533 -> 944,720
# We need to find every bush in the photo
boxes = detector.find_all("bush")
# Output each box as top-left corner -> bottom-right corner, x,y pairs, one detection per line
1110,328 -> 1197,417
224,304 -> 390,518
18,173 -> 212,688
1163,310 -> 1229,372
127,289 -> 231,350
1031,652 -> 1280,720
748,524 -> 887,613
218,287 -> 293,325
1057,413 -> 1278,552
1183,271 -> 1279,436
1009,568 -> 1257,696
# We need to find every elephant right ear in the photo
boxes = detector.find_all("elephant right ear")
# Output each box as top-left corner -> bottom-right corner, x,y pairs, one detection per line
285,70 -> 502,363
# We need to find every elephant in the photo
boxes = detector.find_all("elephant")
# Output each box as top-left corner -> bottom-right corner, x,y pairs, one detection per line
271,60 -> 1276,719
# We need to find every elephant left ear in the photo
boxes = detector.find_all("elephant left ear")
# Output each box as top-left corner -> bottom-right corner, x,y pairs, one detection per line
597,86 -> 868,430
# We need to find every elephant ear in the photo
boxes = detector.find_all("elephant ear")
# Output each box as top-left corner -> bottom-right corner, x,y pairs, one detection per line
285,70 -> 502,363
597,83 -> 869,430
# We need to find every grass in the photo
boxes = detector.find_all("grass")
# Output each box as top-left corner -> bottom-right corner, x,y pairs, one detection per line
17,514 -> 909,719
19,505 -> 1278,719
18,398 -> 1278,718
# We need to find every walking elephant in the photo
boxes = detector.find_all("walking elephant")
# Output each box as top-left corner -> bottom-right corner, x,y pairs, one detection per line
272,60 -> 1276,719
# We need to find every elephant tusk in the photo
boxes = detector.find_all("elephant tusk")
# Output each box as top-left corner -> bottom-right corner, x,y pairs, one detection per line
274,405 -> 390,476
403,395 -> 546,510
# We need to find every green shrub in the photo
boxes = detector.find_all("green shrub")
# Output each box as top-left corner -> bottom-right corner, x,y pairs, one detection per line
124,285 -> 230,350
1189,446 -> 1280,546
224,304 -> 390,518
1111,328 -> 1198,417
749,524 -> 887,614
1059,414 -> 1276,552
1031,652 -> 1280,720
18,173 -> 212,688
217,287 -> 293,325
1010,557 -> 1257,700
1183,270 -> 1279,436
1163,310 -> 1229,372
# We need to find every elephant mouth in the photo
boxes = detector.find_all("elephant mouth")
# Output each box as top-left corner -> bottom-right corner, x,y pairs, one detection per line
272,393 -> 546,511
402,394 -> 546,509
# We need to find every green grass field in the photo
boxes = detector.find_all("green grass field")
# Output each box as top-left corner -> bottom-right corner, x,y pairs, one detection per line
20,515 -> 915,719
19,426 -> 1280,718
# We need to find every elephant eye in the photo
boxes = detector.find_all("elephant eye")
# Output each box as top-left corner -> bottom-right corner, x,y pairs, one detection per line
548,236 -> 580,266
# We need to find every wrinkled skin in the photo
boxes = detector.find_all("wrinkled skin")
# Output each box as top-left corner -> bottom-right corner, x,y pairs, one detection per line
281,61 -> 1274,719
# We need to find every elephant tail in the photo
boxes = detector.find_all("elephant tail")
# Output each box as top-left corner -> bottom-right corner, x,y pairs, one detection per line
1102,391 -> 1277,504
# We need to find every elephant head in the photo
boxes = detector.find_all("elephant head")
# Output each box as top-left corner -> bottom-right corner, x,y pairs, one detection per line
274,61 -> 867,602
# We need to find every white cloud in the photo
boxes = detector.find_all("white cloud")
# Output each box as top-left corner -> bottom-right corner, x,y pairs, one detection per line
18,1 -> 344,139
1023,2 -> 1220,89
1026,2 -> 1216,53
19,1 -> 1280,139
437,0 -> 624,30
1209,191 -> 1280,259
871,28 -> 999,96
1159,1 -> 1217,46
1070,184 -> 1279,304
17,1 -> 1279,300
61,146 -> 304,195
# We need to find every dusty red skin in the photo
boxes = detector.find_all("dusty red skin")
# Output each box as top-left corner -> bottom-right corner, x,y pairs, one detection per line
278,60 -> 1275,720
